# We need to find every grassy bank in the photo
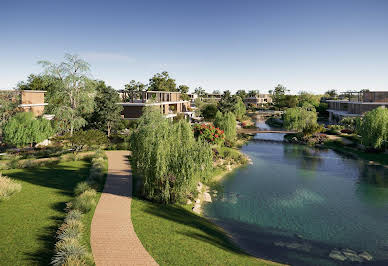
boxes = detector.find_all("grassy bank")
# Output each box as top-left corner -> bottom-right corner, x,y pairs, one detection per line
0,160 -> 90,266
132,197 -> 280,266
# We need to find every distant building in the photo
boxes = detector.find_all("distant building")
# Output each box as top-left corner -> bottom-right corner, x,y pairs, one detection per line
244,94 -> 272,108
117,90 -> 193,120
0,90 -> 47,116
201,93 -> 222,102
327,91 -> 388,123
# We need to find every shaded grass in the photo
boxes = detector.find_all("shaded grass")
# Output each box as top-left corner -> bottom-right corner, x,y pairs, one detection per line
132,197 -> 281,266
0,161 -> 90,266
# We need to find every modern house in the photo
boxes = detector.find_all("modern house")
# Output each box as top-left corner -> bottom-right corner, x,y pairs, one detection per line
327,91 -> 388,123
0,90 -> 47,116
117,90 -> 193,120
244,94 -> 273,108
201,93 -> 222,102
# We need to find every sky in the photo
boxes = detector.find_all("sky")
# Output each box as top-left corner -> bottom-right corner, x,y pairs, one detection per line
1,0 -> 388,94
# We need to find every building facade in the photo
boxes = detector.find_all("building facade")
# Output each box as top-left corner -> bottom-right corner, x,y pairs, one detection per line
244,94 -> 273,108
327,91 -> 388,123
0,90 -> 47,116
118,91 -> 193,120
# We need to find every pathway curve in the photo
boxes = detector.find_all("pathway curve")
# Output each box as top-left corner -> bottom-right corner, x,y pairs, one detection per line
91,150 -> 158,266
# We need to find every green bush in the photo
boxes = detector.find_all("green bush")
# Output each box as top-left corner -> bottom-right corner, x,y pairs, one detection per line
65,210 -> 83,223
72,190 -> 96,213
52,238 -> 88,266
0,174 -> 22,200
283,107 -> 318,135
214,111 -> 237,142
57,220 -> 84,240
356,107 -> 388,150
74,182 -> 92,196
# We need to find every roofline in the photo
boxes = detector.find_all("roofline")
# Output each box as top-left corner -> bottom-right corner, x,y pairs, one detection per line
117,100 -> 190,106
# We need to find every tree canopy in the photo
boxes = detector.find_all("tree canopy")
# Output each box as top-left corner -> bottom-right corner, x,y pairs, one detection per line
148,71 -> 177,91
3,112 -> 53,147
356,107 -> 388,150
283,107 -> 319,135
214,111 -> 237,142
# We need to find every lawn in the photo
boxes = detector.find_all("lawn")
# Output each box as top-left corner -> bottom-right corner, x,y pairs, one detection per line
131,197 -> 281,266
0,160 -> 90,266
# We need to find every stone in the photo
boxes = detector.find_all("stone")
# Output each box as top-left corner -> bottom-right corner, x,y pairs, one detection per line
329,250 -> 347,261
294,233 -> 303,240
358,251 -> 373,261
192,204 -> 201,214
285,242 -> 311,252
195,199 -> 201,204
197,182 -> 203,192
186,199 -> 192,205
203,192 -> 212,202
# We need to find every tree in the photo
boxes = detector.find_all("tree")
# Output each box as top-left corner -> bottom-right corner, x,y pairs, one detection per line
298,91 -> 321,108
234,96 -> 246,120
236,90 -> 247,99
356,107 -> 388,150
200,104 -> 218,120
325,90 -> 338,98
3,112 -> 53,147
283,107 -> 319,135
214,111 -> 237,141
217,90 -> 237,114
124,80 -> 146,102
194,87 -> 206,98
248,90 -> 259,97
68,129 -> 108,154
38,54 -> 95,135
148,71 -> 177,91
88,81 -> 123,137
271,84 -> 289,109
212,90 -> 221,95
0,91 -> 20,136
130,107 -> 212,204
178,85 -> 189,94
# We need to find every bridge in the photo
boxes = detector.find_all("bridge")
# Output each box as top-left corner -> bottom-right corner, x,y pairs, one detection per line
238,128 -> 296,134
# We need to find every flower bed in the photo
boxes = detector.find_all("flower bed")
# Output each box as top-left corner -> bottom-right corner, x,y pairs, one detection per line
193,123 -> 225,145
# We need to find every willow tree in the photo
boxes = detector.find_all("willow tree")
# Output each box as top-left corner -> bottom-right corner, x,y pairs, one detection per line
283,107 -> 318,135
234,96 -> 246,121
356,107 -> 388,150
38,54 -> 95,135
214,111 -> 237,141
130,107 -> 212,204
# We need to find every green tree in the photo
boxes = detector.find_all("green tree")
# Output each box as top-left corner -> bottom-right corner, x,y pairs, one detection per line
39,54 -> 95,135
0,91 -> 20,136
200,104 -> 218,120
194,87 -> 206,98
325,89 -> 338,98
178,85 -> 189,94
130,107 -> 212,204
148,71 -> 177,91
236,90 -> 247,99
247,90 -> 259,97
212,90 -> 221,95
88,81 -> 123,137
283,107 -> 319,135
214,111 -> 237,141
124,80 -> 146,102
217,90 -> 237,113
234,96 -> 246,120
271,84 -> 289,109
69,129 -> 108,154
3,112 -> 53,147
356,107 -> 388,150
298,91 -> 321,108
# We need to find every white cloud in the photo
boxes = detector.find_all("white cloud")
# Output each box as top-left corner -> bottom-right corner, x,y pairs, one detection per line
81,52 -> 135,63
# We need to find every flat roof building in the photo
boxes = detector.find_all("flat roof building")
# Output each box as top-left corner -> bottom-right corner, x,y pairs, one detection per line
0,90 -> 47,116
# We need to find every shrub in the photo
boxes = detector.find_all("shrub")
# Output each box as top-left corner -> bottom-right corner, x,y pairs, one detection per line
193,123 -> 225,145
74,182 -> 92,196
214,111 -> 237,142
52,238 -> 88,266
72,190 -> 96,213
283,107 -> 318,136
6,155 -> 21,169
356,107 -> 388,150
0,174 -> 22,200
57,220 -> 84,240
200,104 -> 218,120
65,210 -> 83,223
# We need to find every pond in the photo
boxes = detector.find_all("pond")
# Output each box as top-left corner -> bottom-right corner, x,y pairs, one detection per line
204,118 -> 388,265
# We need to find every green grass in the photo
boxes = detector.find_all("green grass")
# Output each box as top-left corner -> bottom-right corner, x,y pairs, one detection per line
0,160 -> 90,266
132,198 -> 280,266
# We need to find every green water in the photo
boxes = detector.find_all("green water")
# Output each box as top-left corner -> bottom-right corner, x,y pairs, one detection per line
204,135 -> 388,265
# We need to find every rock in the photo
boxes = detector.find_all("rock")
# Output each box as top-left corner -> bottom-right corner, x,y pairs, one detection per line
203,192 -> 212,202
192,204 -> 201,214
186,199 -> 192,205
195,198 -> 201,204
197,182 -> 203,192
341,249 -> 363,262
294,233 -> 303,240
358,251 -> 373,261
274,241 -> 285,247
329,250 -> 347,261
285,242 -> 311,252
226,164 -> 232,171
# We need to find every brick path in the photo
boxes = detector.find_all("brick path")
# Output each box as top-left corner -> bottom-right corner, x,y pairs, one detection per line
91,151 -> 158,266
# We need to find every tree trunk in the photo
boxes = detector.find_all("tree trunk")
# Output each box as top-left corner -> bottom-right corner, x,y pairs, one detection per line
107,122 -> 111,137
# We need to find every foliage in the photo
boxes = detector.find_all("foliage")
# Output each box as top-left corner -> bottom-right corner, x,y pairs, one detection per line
325,89 -> 338,98
214,111 -> 237,142
39,53 -> 95,135
270,84 -> 289,109
247,90 -> 259,97
234,96 -> 246,120
0,91 -> 20,136
298,91 -> 321,108
193,123 -> 225,145
124,80 -> 146,93
316,102 -> 328,116
339,117 -> 357,132
68,129 -> 108,154
0,174 -> 22,200
356,107 -> 388,150
74,182 -> 92,196
236,89 -> 247,100
200,103 -> 218,120
217,90 -> 237,114
130,107 -> 213,204
283,107 -> 319,135
72,190 -> 97,213
3,112 -> 53,147
87,81 -> 122,137
178,85 -> 189,94
148,71 -> 177,91
194,87 -> 206,98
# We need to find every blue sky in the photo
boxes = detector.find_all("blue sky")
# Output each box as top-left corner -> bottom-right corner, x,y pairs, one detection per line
1,0 -> 388,94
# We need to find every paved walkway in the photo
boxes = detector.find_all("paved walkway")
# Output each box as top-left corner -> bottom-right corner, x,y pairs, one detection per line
91,151 -> 158,266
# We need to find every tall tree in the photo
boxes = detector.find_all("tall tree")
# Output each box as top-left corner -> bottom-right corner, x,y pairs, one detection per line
88,81 -> 123,137
234,96 -> 246,120
356,107 -> 388,150
194,87 -> 206,98
236,90 -> 247,99
271,84 -> 289,109
283,107 -> 318,135
247,90 -> 259,97
0,91 -> 20,136
148,71 -> 177,91
178,85 -> 189,94
38,54 -> 95,135
124,80 -> 146,102
214,111 -> 237,141
217,90 -> 237,113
